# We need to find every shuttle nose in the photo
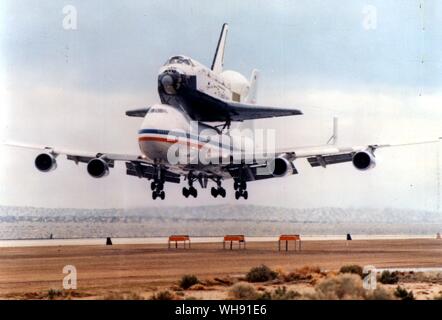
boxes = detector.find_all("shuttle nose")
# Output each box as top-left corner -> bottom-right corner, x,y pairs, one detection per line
158,70 -> 182,95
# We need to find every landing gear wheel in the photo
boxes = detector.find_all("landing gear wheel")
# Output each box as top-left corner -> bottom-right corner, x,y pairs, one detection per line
211,187 -> 218,198
234,181 -> 239,190
219,188 -> 226,198
243,191 -> 248,200
240,181 -> 247,190
151,182 -> 156,191
189,186 -> 198,198
235,191 -> 240,200
152,192 -> 157,200
160,191 -> 165,200
182,187 -> 189,198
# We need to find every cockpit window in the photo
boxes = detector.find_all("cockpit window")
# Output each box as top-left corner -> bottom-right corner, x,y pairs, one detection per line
164,56 -> 192,66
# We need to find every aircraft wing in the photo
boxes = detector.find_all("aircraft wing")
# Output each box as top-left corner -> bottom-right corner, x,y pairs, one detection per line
5,141 -> 146,164
204,138 -> 441,182
5,141 -> 183,184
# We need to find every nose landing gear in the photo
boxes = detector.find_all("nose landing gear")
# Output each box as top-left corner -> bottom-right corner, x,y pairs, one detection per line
234,179 -> 248,200
151,165 -> 165,200
151,181 -> 165,200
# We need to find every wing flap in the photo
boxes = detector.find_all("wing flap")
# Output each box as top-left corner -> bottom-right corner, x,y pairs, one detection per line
126,162 -> 181,183
307,153 -> 354,168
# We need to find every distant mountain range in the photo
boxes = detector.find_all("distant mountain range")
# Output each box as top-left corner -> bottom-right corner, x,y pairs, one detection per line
0,205 -> 441,239
0,205 -> 441,223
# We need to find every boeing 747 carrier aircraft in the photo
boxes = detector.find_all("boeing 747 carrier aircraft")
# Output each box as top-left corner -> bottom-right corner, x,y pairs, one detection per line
6,24 -> 441,200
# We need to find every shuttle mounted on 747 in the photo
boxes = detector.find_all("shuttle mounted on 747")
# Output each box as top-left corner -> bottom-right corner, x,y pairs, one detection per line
6,24 -> 441,200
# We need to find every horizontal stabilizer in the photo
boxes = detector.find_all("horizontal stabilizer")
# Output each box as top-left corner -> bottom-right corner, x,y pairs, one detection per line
125,108 -> 150,117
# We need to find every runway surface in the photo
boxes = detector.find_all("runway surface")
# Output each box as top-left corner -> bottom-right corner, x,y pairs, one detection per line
0,234 -> 436,247
0,238 -> 441,298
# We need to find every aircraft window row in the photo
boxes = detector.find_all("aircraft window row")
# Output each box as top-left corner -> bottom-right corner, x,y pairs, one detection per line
164,56 -> 193,66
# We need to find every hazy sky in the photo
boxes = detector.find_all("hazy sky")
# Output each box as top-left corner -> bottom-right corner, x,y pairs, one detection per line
1,0 -> 441,210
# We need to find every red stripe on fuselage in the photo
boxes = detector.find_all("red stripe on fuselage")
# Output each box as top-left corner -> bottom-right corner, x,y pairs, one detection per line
138,136 -> 204,149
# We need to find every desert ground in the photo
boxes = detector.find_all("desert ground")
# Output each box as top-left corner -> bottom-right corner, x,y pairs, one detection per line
0,238 -> 441,299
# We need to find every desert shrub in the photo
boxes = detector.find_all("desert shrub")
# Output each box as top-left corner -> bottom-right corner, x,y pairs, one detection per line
229,283 -> 259,300
339,265 -> 363,278
394,286 -> 414,300
296,266 -> 322,275
151,290 -> 175,300
246,265 -> 277,283
47,289 -> 63,300
271,286 -> 301,300
366,287 -> 395,300
313,274 -> 366,300
103,292 -> 144,300
257,291 -> 272,300
284,272 -> 313,282
126,292 -> 144,300
434,292 -> 442,300
283,266 -> 321,282
179,274 -> 199,289
379,271 -> 399,284
214,277 -> 234,286
306,273 -> 395,300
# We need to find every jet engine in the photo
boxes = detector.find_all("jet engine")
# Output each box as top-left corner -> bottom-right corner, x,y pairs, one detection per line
270,155 -> 296,177
34,153 -> 57,172
87,158 -> 109,178
352,150 -> 376,171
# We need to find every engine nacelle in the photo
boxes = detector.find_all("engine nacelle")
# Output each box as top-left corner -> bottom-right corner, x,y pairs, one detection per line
352,150 -> 376,171
34,153 -> 57,172
270,155 -> 296,177
87,158 -> 109,178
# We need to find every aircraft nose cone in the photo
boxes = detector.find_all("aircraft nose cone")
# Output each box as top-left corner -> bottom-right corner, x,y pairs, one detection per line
161,74 -> 174,87
159,71 -> 181,95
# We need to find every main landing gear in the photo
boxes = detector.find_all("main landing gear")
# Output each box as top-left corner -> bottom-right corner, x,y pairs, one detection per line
234,179 -> 248,200
210,179 -> 226,198
182,173 -> 198,198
